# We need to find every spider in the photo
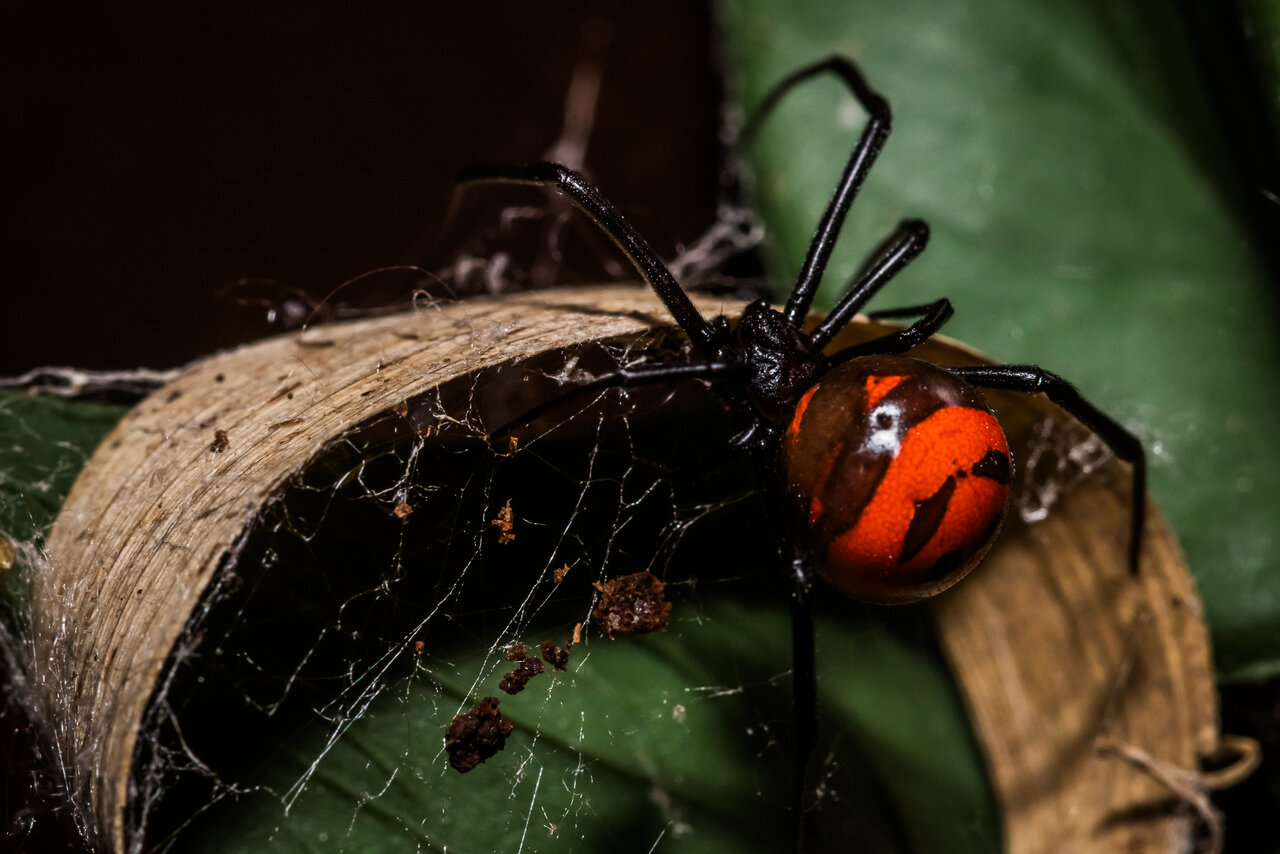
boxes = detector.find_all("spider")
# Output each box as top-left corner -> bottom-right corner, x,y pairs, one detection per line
463,55 -> 1146,849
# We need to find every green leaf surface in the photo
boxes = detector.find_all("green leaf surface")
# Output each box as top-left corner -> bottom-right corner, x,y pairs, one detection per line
169,595 -> 996,854
0,390 -> 126,544
721,0 -> 1280,681
1240,0 -> 1280,151
0,390 -> 127,629
137,363 -> 997,853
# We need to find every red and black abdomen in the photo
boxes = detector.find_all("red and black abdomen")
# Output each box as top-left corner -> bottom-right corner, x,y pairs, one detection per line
780,354 -> 1011,603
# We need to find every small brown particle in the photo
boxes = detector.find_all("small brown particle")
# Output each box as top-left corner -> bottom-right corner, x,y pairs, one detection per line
592,571 -> 672,638
490,499 -> 516,544
553,564 -> 570,584
394,502 -> 414,522
505,644 -> 528,662
268,381 -> 303,402
491,434 -> 520,457
499,656 -> 545,694
540,640 -> 570,672
572,622 -> 582,646
445,697 -> 514,773
209,429 -> 229,454
414,640 -> 425,656
394,401 -> 410,418
0,537 -> 14,573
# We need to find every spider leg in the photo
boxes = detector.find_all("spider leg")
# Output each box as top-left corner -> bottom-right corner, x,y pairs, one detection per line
742,427 -> 815,853
806,219 -> 930,350
739,57 -> 892,327
866,301 -> 950,320
827,298 -> 954,364
611,361 -> 738,386
948,365 -> 1146,574
457,162 -> 724,360
786,540 -> 817,854
484,359 -> 739,442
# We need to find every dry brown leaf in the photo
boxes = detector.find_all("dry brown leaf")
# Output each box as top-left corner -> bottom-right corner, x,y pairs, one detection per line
35,285 -> 1229,852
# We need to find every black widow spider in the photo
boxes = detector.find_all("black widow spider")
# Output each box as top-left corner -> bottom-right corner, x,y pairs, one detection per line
463,55 -> 1146,850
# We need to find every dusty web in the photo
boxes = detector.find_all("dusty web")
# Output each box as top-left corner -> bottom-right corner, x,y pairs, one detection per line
0,389 -> 134,847
1,299 -> 1178,854
2,296 -> 1119,852
119,328 -> 822,853
1014,416 -> 1115,526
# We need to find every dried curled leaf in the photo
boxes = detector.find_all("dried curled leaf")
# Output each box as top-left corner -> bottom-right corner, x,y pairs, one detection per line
34,286 -> 1224,852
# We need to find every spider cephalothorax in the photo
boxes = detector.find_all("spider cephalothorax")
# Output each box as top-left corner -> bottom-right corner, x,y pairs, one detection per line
731,299 -> 827,424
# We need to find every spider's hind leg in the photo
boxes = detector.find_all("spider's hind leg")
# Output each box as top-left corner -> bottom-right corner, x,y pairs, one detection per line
948,364 -> 1147,574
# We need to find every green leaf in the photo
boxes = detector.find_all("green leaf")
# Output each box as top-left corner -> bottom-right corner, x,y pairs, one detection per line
0,390 -> 126,544
128,360 -> 997,853
0,390 -> 127,627
1234,0 -> 1280,179
168,595 -> 996,854
721,0 -> 1280,681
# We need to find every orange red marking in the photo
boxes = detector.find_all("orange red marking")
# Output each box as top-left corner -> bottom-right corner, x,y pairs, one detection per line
807,443 -> 844,527
826,406 -> 1008,585
785,384 -> 820,449
863,374 -> 908,411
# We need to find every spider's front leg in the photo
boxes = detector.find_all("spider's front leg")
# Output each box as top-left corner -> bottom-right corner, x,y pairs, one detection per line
826,298 -> 954,365
805,219 -> 931,350
948,364 -> 1147,572
738,57 -> 893,327
455,161 -> 726,361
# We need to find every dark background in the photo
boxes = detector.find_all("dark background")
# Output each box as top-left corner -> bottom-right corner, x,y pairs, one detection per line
1,4 -> 721,851
1,3 -> 721,376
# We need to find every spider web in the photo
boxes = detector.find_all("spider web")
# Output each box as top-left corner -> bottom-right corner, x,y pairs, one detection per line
0,289 -> 1141,852
0,271 -> 1145,853
5,320 -> 993,854
133,332 -> 791,852
2,183 -> 1134,850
